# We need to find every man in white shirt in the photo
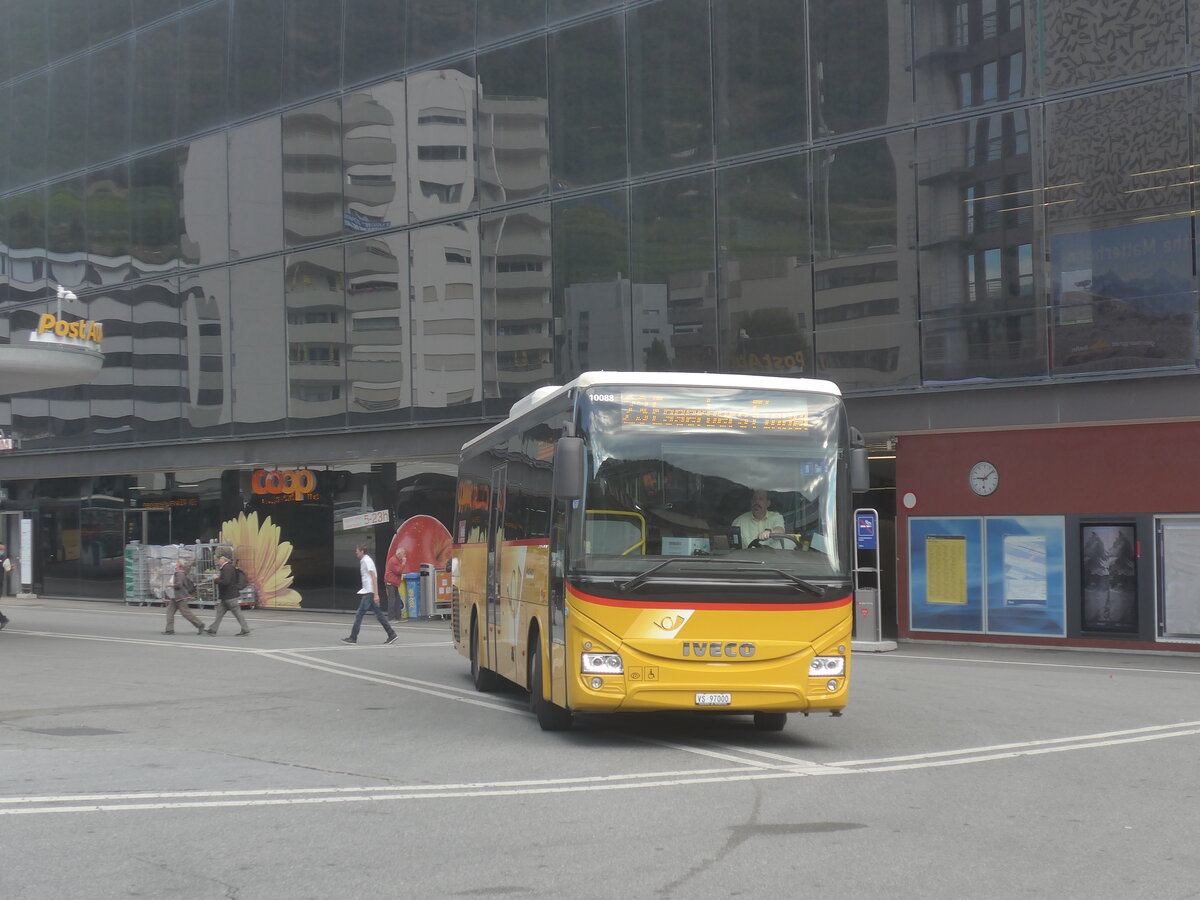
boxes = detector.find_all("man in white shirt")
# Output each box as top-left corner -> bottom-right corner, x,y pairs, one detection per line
732,490 -> 786,549
342,545 -> 398,645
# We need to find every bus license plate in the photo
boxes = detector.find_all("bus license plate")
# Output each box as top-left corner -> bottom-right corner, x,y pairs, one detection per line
695,692 -> 732,706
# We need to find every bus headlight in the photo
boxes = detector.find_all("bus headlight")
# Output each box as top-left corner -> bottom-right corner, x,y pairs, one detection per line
809,656 -> 845,677
581,653 -> 623,674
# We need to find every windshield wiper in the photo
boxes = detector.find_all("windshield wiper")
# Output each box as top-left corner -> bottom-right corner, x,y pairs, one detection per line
734,566 -> 840,599
616,556 -> 722,593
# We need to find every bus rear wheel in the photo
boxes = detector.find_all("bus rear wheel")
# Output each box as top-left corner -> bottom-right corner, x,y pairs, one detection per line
530,639 -> 572,731
470,615 -> 500,692
753,712 -> 788,732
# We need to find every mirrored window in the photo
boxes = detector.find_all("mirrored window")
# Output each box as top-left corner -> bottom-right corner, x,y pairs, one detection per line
481,204 -> 554,413
90,0 -> 133,45
0,87 -> 9,193
130,150 -> 180,277
49,56 -> 89,175
921,306 -> 1047,383
631,173 -> 716,372
180,268 -> 233,439
407,0 -> 476,67
815,319 -> 920,390
478,0 -> 545,44
86,284 -> 136,445
286,246 -> 348,431
86,163 -> 133,288
549,0 -> 619,21
49,0 -> 89,62
552,189 -> 631,379
8,3 -> 48,77
178,1 -> 229,136
410,218 -> 482,419
343,0 -> 405,87
550,15 -> 627,189
408,62 -> 478,223
231,256 -> 287,435
713,0 -> 806,158
178,133 -> 229,267
478,37 -> 550,209
47,176 -> 87,295
718,155 -> 812,377
134,0 -> 181,27
229,117 -> 283,257
283,98 -> 344,248
230,0 -> 283,118
283,0 -> 342,104
132,18 -> 178,150
11,74 -> 48,187
88,39 -> 132,166
8,187 -> 48,305
132,279 -> 184,443
343,80 -> 408,236
345,232 -> 412,427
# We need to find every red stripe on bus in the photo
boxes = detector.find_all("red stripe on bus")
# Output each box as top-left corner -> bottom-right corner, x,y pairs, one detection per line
568,584 -> 852,612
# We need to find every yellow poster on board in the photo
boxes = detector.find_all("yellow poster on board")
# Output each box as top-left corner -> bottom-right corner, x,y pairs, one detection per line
926,535 -> 967,605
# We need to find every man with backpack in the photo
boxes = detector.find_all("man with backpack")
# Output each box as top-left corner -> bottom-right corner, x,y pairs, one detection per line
163,559 -> 206,635
206,552 -> 251,636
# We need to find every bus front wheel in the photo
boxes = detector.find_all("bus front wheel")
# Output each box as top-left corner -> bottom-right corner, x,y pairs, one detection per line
530,639 -> 572,731
753,711 -> 788,732
470,615 -> 500,692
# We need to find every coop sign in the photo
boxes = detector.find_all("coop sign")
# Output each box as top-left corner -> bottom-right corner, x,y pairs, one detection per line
252,468 -> 317,501
33,314 -> 104,345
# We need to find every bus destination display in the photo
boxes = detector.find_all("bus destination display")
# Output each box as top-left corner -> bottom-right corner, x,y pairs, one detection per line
603,393 -> 810,432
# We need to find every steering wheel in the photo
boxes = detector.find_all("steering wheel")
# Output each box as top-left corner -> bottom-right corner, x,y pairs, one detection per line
748,534 -> 800,550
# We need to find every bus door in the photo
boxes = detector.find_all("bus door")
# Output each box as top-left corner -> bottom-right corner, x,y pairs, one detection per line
484,465 -> 507,669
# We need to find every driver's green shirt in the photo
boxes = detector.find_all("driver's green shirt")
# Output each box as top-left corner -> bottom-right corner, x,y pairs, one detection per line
732,510 -> 785,549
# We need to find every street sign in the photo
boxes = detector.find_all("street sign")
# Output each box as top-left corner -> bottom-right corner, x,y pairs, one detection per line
856,511 -> 878,550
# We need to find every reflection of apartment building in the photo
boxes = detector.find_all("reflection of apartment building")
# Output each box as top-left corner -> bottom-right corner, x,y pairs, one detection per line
562,279 -> 665,374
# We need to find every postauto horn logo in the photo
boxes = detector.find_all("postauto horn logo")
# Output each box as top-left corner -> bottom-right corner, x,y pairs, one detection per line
252,469 -> 317,501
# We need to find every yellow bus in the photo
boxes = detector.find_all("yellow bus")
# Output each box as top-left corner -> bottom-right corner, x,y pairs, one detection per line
450,372 -> 869,731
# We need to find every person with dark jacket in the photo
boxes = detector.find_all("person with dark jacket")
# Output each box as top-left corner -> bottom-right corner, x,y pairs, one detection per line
164,559 -> 206,635
0,541 -> 10,630
205,552 -> 250,636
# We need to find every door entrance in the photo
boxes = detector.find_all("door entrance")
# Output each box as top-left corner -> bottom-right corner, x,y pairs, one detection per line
125,508 -> 172,547
0,511 -> 25,597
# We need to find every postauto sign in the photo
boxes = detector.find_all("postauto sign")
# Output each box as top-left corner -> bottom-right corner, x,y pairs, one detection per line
251,469 -> 317,502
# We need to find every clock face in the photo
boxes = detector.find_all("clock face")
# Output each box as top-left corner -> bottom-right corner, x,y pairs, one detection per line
969,461 -> 999,496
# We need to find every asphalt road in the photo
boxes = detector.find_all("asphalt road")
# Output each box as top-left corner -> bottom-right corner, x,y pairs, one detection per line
1,597 -> 1198,899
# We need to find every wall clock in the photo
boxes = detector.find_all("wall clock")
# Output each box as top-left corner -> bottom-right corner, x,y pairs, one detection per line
969,460 -> 999,496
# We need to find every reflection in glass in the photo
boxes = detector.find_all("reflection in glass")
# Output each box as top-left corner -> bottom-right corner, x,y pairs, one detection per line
713,0 -> 807,158
47,176 -> 87,294
132,280 -> 184,443
131,150 -> 180,278
481,205 -> 554,412
286,246 -> 348,429
815,319 -> 920,390
408,65 -> 478,223
345,232 -> 412,426
631,174 -> 717,373
550,0 -> 620,20
718,156 -> 812,377
231,257 -> 287,435
90,0 -> 133,45
410,218 -> 482,418
0,87 -> 9,193
10,74 -> 48,187
178,1 -> 229,137
407,0 -> 476,67
7,187 -> 47,306
1045,82 -> 1196,375
8,3 -> 48,77
86,164 -> 132,288
180,268 -> 233,437
87,39 -> 132,166
343,0 -> 405,86
230,0 -> 283,118
553,190 -> 631,379
283,0 -> 342,104
283,98 -> 344,247
178,133 -> 229,267
478,38 -> 550,209
50,0 -> 90,62
343,80 -> 407,237
50,56 -> 90,175
550,15 -> 627,189
86,284 -> 136,444
133,0 -> 181,28
478,0 -> 544,43
229,117 -> 283,258
133,19 -> 178,150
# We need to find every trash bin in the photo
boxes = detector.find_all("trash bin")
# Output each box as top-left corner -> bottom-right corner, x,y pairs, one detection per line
419,563 -> 437,618
403,572 -> 421,619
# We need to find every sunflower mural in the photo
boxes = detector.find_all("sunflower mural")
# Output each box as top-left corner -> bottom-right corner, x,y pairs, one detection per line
219,511 -> 302,608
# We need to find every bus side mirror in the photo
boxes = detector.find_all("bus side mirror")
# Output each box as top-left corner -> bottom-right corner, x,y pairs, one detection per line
851,447 -> 870,493
553,437 -> 584,501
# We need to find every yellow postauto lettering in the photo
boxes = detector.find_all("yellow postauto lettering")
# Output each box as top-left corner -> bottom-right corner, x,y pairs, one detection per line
35,314 -> 103,345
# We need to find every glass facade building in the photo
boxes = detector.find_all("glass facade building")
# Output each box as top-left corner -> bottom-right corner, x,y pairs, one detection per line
0,1 -> 1198,629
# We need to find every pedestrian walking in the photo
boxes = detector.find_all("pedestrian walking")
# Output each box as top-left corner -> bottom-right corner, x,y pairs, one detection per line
163,559 -> 206,635
384,545 -> 408,621
206,552 -> 251,636
0,541 -> 11,630
342,545 -> 397,645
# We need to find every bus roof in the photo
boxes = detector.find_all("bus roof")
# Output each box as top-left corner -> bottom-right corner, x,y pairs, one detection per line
461,371 -> 843,455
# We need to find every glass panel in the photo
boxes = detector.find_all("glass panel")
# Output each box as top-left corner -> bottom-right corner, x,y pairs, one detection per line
0,86 -> 9,193
1045,81 -> 1196,375
90,0 -> 133,45
478,37 -> 550,209
410,217 -> 482,420
133,0 -> 180,27
49,0 -> 90,62
552,189 -> 631,380
130,149 -> 181,277
231,256 -> 287,435
11,73 -> 48,187
343,79 -> 408,235
0,194 -> 8,306
718,155 -> 813,377
713,0 -> 806,158
86,284 -> 135,444
481,204 -> 554,414
345,232 -> 413,427
549,0 -> 618,20
49,56 -> 89,176
88,38 -> 132,166
1040,0 -> 1186,93
407,61 -> 478,223
133,279 -> 184,443
343,0 -> 405,87
283,0 -> 342,104
80,497 -> 124,598
627,0 -> 712,176
816,320 -> 920,390
178,1 -> 229,136
87,163 -> 133,288
809,0 -> 912,134
46,176 -> 87,295
550,15 -> 627,189
407,0 -> 476,67
40,504 -> 81,598
286,246 -> 348,430
478,0 -> 545,43
921,306 -> 1047,383
132,18 -> 178,150
631,173 -> 717,372
230,0 -> 283,118
178,133 -> 229,267
7,2 -> 48,77
283,97 -> 344,248
179,268 -> 233,439
229,117 -> 283,257
8,187 -> 48,306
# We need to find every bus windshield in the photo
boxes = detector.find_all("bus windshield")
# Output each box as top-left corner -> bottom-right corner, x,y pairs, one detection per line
575,385 -> 849,583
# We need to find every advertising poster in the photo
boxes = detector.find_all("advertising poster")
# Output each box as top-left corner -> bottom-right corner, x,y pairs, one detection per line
1080,523 -> 1137,633
1158,518 -> 1200,638
985,517 -> 1066,636
909,518 -> 984,632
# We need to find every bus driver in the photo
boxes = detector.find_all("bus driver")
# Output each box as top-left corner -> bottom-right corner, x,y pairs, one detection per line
732,489 -> 785,548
